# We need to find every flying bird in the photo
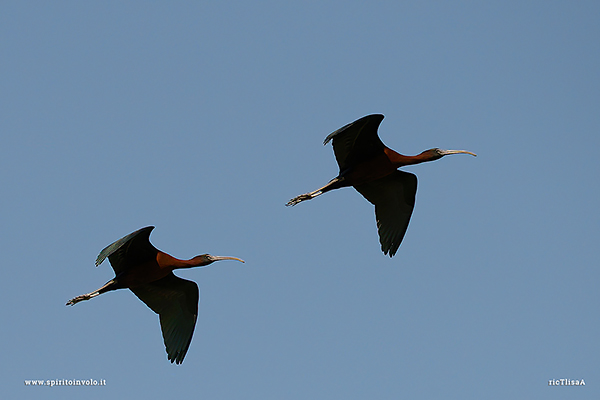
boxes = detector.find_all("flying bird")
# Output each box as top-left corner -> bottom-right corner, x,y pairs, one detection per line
286,114 -> 476,257
66,226 -> 244,364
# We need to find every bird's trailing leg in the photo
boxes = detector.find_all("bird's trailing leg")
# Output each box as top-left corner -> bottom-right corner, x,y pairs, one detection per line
286,177 -> 345,206
66,279 -> 118,306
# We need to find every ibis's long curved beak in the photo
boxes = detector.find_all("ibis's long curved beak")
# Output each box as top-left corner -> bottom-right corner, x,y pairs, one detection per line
440,149 -> 477,157
210,255 -> 245,263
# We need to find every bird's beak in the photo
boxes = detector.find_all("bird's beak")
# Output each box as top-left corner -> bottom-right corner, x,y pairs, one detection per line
440,149 -> 477,157
209,255 -> 245,263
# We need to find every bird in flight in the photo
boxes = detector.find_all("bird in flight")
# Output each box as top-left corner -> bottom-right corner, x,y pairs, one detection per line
67,226 -> 244,364
287,114 -> 476,257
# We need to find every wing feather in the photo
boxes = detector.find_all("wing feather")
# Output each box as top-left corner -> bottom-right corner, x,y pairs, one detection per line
95,226 -> 157,274
130,274 -> 199,364
354,171 -> 417,257
323,114 -> 386,172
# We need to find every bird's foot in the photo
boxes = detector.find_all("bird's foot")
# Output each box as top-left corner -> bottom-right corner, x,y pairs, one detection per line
66,294 -> 90,306
286,193 -> 312,206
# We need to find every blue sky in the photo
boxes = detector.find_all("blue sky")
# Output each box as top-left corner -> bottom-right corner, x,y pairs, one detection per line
2,1 -> 599,399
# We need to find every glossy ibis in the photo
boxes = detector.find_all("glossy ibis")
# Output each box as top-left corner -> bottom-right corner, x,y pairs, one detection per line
286,114 -> 476,257
66,226 -> 244,364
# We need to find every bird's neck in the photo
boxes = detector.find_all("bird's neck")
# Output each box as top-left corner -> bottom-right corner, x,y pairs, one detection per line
386,148 -> 441,167
157,252 -> 204,271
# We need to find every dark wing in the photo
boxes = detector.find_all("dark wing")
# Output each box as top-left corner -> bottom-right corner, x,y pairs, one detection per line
354,171 -> 417,257
96,226 -> 157,274
130,273 -> 199,364
323,114 -> 386,172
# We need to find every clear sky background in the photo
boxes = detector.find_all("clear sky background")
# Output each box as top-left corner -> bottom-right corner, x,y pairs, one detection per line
1,2 -> 598,399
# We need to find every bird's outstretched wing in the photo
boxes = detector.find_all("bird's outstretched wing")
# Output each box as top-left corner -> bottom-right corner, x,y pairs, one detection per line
323,114 -> 386,172
130,273 -> 199,364
95,226 -> 157,274
354,171 -> 417,257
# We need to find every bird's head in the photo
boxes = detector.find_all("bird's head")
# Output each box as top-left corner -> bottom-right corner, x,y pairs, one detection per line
428,148 -> 477,160
192,254 -> 246,267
